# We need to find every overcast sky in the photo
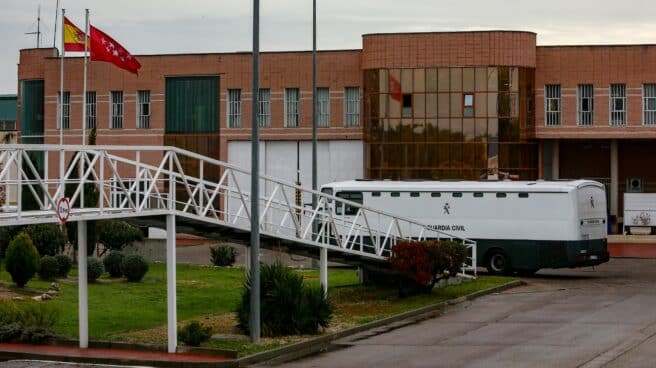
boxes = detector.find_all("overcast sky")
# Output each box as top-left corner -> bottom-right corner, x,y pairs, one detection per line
2,0 -> 655,93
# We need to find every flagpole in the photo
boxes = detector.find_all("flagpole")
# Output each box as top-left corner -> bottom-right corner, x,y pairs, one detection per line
59,9 -> 65,146
82,9 -> 89,146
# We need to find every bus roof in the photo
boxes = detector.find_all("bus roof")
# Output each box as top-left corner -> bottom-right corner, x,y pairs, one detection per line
322,180 -> 604,193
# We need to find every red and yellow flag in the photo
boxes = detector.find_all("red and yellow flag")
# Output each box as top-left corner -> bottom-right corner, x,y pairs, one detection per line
63,17 -> 86,52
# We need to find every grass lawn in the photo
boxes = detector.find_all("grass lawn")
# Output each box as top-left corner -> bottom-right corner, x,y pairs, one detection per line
0,264 -> 515,356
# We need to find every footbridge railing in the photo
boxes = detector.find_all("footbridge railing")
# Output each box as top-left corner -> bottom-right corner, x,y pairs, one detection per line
0,144 -> 476,276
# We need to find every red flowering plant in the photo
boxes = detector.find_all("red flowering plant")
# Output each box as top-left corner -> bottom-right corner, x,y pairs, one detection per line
388,241 -> 434,286
388,240 -> 467,296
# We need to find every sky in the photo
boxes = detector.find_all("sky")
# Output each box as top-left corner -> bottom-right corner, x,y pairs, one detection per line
2,0 -> 656,93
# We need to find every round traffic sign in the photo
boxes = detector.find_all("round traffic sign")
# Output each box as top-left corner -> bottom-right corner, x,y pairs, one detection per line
57,197 -> 71,223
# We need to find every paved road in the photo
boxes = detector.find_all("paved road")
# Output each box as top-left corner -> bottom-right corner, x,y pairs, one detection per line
279,258 -> 656,368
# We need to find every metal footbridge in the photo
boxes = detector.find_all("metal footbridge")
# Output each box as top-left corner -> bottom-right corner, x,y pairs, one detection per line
0,144 -> 476,271
0,144 -> 477,352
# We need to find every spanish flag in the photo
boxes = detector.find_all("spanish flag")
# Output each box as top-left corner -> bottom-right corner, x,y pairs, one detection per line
63,17 -> 86,52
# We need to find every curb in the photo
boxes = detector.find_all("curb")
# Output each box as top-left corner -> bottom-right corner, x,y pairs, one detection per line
236,279 -> 525,366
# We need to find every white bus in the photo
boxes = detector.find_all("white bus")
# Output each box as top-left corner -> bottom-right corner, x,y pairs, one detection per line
320,179 -> 610,275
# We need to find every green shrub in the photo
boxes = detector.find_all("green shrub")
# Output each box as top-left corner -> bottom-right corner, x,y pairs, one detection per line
178,320 -> 212,347
121,254 -> 149,282
38,256 -> 60,281
98,220 -> 143,252
210,244 -> 237,267
24,224 -> 67,256
237,262 -> 332,337
424,240 -> 467,280
103,251 -> 125,278
0,301 -> 60,343
54,254 -> 73,278
87,257 -> 104,282
4,233 -> 40,287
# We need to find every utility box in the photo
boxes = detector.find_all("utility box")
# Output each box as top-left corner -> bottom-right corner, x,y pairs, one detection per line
624,193 -> 656,234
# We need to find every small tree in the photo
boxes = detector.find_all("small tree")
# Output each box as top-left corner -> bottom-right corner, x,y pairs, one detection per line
4,233 -> 40,287
98,220 -> 143,254
24,224 -> 67,256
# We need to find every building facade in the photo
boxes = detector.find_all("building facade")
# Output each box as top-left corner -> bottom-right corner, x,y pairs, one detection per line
16,31 -> 656,232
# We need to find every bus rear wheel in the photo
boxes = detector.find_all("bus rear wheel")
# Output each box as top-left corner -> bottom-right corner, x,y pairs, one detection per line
486,250 -> 511,275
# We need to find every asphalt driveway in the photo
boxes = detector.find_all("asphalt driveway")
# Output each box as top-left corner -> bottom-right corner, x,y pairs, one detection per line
279,258 -> 656,368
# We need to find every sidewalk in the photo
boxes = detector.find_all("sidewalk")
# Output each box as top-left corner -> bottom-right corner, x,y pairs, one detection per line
0,342 -> 235,368
608,235 -> 656,259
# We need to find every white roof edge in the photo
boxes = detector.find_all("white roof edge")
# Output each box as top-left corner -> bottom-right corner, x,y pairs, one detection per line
322,179 -> 604,193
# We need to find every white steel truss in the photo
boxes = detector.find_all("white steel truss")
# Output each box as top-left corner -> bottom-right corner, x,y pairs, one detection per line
0,145 -> 477,276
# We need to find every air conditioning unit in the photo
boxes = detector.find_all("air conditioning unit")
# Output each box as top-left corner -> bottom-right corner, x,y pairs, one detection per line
627,178 -> 644,193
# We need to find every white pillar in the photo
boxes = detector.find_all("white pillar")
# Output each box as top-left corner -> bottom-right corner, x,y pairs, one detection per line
552,140 -> 560,180
320,247 -> 328,295
166,214 -> 177,353
77,221 -> 88,349
610,140 -> 619,229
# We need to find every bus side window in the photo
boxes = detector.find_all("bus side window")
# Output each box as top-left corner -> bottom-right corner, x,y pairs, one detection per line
496,192 -> 507,198
474,192 -> 484,198
518,193 -> 529,198
336,191 -> 363,216
431,193 -> 441,197
453,192 -> 463,198
410,192 -> 420,198
391,192 -> 400,197
372,192 -> 381,197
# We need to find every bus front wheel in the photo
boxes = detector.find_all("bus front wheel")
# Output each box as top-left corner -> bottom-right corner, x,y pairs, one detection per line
486,250 -> 511,275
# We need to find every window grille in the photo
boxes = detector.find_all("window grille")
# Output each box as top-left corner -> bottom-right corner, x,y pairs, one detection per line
577,84 -> 594,126
610,84 -> 626,126
86,91 -> 96,129
137,90 -> 150,129
285,88 -> 300,127
317,87 -> 329,127
258,88 -> 270,128
644,84 -> 656,125
545,85 -> 561,126
227,89 -> 242,128
344,87 -> 360,127
111,91 -> 123,129
58,92 -> 70,129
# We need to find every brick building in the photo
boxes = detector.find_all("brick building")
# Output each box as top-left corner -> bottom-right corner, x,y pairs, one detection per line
16,31 -> 656,232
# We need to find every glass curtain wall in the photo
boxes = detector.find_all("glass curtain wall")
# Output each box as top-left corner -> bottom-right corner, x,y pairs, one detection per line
363,67 -> 537,180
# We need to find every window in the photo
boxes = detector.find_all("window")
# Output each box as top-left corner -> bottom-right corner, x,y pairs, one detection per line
86,91 -> 96,129
518,193 -> 529,198
577,84 -> 594,126
402,94 -> 412,117
545,85 -> 561,126
258,88 -> 271,128
227,89 -> 242,128
344,87 -> 360,127
137,90 -> 150,129
372,192 -> 381,197
496,192 -> 507,198
452,192 -> 463,198
316,87 -> 329,127
610,84 -> 626,126
58,91 -> 70,129
110,91 -> 123,129
431,193 -> 441,197
473,192 -> 484,198
335,191 -> 363,216
285,88 -> 300,127
644,84 -> 656,125
410,192 -> 420,197
391,192 -> 400,197
463,94 -> 474,117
